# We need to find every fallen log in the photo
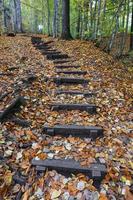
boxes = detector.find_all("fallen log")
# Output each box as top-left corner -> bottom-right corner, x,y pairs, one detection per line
6,32 -> 16,37
10,117 -> 31,127
0,96 -> 25,122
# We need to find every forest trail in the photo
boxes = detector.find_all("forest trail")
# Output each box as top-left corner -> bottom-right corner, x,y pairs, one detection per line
0,35 -> 133,200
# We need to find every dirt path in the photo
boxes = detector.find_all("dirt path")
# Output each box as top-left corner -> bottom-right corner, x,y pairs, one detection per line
0,35 -> 132,200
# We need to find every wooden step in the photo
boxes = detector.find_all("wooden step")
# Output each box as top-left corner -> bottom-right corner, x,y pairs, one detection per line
31,159 -> 107,188
47,54 -> 69,60
53,77 -> 89,85
56,70 -> 87,75
38,46 -> 51,50
55,65 -> 80,69
43,51 -> 61,55
55,90 -> 94,97
43,125 -> 103,139
41,49 -> 57,52
54,60 -> 70,64
50,103 -> 96,113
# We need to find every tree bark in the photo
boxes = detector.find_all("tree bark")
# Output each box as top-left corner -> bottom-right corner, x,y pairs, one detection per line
15,0 -> 22,32
107,1 -> 123,53
46,0 -> 50,35
83,0 -> 89,34
53,0 -> 59,37
61,0 -> 72,39
119,0 -> 129,56
9,0 -> 16,32
96,0 -> 101,38
89,0 -> 93,37
76,4 -> 81,38
93,0 -> 98,39
130,0 -> 133,51
0,0 -> 5,34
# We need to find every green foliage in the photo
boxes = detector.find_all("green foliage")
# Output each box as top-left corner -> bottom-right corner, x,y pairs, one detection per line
1,0 -> 132,55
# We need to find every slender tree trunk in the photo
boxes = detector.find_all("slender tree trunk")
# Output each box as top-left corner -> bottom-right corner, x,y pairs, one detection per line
96,0 -> 101,38
93,0 -> 98,39
103,0 -> 106,17
119,0 -> 129,56
89,0 -> 93,37
107,1 -> 123,53
46,0 -> 50,35
41,0 -> 45,33
83,1 -> 88,34
53,0 -> 59,37
130,0 -> 133,51
34,11 -> 38,33
15,0 -> 22,32
61,0 -> 72,39
9,0 -> 16,32
80,12 -> 83,38
0,0 -> 5,34
76,4 -> 81,38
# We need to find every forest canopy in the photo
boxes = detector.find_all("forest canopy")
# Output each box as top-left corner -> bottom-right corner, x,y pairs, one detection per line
0,0 -> 133,56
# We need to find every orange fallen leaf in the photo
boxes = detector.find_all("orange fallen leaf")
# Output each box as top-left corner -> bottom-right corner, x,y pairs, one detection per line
99,193 -> 108,200
125,186 -> 133,200
22,189 -> 30,200
26,130 -> 37,141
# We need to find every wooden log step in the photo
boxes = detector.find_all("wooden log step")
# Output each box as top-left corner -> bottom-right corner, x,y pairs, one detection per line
7,32 -> 16,37
55,65 -> 80,69
50,103 -> 96,113
31,159 -> 107,188
56,70 -> 87,75
37,46 -> 51,50
36,166 -> 46,172
43,41 -> 53,45
55,90 -> 94,97
10,117 -> 31,127
54,60 -> 70,64
41,49 -> 57,53
43,51 -> 61,55
43,125 -> 103,139
53,77 -> 89,85
47,54 -> 69,60
0,96 -> 25,122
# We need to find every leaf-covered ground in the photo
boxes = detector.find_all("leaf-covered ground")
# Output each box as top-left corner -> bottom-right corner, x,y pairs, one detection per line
0,34 -> 133,200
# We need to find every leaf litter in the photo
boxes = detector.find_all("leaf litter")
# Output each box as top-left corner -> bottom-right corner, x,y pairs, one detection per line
0,34 -> 133,199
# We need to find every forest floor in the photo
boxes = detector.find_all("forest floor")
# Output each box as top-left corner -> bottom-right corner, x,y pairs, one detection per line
0,34 -> 133,200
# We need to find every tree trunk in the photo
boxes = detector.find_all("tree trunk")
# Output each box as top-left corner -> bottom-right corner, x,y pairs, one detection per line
61,0 -> 72,39
76,4 -> 81,38
0,0 -> 5,34
119,0 -> 129,56
34,11 -> 38,33
9,0 -> 16,32
107,1 -> 123,53
46,0 -> 50,35
53,0 -> 59,37
93,0 -> 98,39
83,0 -> 89,34
103,0 -> 106,17
130,1 -> 133,51
15,0 -> 22,32
96,0 -> 101,38
89,0 -> 93,37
